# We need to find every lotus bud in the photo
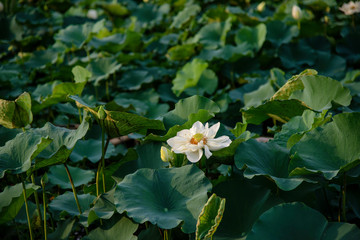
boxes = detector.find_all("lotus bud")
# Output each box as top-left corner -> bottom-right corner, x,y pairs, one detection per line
257,2 -> 266,12
97,106 -> 106,120
160,146 -> 174,163
87,9 -> 98,19
0,2 -> 3,12
292,5 -> 302,20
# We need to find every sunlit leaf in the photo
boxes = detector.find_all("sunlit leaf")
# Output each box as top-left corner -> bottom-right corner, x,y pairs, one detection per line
0,92 -> 32,129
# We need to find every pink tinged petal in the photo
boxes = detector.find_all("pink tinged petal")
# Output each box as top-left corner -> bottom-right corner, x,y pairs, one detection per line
186,149 -> 203,163
207,122 -> 220,138
204,145 -> 212,158
206,136 -> 232,151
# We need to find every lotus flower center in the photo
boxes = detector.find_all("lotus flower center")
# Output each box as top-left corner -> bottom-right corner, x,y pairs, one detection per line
190,133 -> 206,145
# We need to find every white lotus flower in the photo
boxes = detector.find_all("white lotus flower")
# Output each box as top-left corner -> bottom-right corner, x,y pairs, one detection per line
339,1 -> 360,15
167,121 -> 232,163
87,9 -> 98,19
292,5 -> 302,20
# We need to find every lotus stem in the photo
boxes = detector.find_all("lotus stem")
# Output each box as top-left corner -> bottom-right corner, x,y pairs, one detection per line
31,174 -> 43,233
41,178 -> 47,240
78,108 -> 83,124
22,181 -> 34,240
163,229 -> 169,240
342,174 -> 347,222
101,125 -> 106,193
63,163 -> 82,214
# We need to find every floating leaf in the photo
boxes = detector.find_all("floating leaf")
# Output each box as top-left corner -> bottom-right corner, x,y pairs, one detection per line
167,44 -> 196,61
0,92 -> 33,129
196,194 -> 225,240
290,112 -> 360,180
198,44 -> 253,62
0,183 -> 39,224
243,82 -> 275,108
118,70 -> 153,90
25,49 -> 59,69
48,165 -> 95,189
114,165 -> 212,233
246,202 -> 360,240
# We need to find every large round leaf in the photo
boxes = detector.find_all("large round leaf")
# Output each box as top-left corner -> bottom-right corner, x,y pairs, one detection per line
114,165 -> 212,233
290,112 -> 360,179
246,202 -> 360,240
48,165 -> 95,189
70,139 -> 116,163
235,139 -> 305,191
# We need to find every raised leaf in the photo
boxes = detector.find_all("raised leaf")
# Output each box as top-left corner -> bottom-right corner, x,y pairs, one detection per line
48,165 -> 95,189
0,92 -> 32,129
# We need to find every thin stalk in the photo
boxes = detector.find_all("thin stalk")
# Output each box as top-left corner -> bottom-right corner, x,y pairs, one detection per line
78,108 -> 83,124
63,163 -> 82,214
31,174 -> 43,232
96,161 -> 101,196
322,186 -> 334,221
41,180 -> 47,240
342,174 -> 347,222
338,183 -> 343,222
163,229 -> 169,240
101,125 -> 106,193
22,181 -> 34,240
106,79 -> 110,101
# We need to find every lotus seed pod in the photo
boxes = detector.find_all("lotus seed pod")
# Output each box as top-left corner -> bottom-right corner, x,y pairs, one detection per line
292,5 -> 302,20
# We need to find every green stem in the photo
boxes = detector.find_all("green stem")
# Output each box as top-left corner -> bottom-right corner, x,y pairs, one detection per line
96,161 -> 101,196
101,124 -> 106,193
106,79 -> 110,101
41,180 -> 47,240
31,174 -> 43,233
163,229 -> 169,240
342,174 -> 347,222
22,181 -> 34,240
78,108 -> 83,124
63,163 -> 82,214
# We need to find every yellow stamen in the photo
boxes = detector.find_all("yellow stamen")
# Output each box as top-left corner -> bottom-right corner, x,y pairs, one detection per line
190,133 -> 207,145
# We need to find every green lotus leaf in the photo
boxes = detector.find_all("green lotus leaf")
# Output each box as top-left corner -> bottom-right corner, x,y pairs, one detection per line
114,165 -> 212,233
70,95 -> 164,138
49,192 -> 96,216
25,49 -> 59,69
290,112 -> 360,180
132,3 -> 170,29
0,132 -> 52,178
271,69 -> 318,101
54,20 -> 105,49
70,139 -> 116,163
213,175 -> 282,238
195,193 -> 225,240
266,20 -> 299,48
48,164 -> 95,189
0,92 -> 33,129
274,110 -> 331,149
87,215 -> 138,240
0,183 -> 39,224
170,4 -> 201,29
118,70 -> 154,91
235,23 -> 267,52
48,218 -> 76,240
198,44 -> 253,62
243,82 -> 275,108
279,42 -> 316,69
98,2 -> 129,16
72,65 -> 92,83
32,81 -> 86,113
313,52 -> 346,79
31,118 -> 90,171
138,224 -> 162,240
246,202 -> 360,240
172,58 -> 209,96
184,69 -> 218,96
167,44 -> 196,61
302,0 -> 337,9
192,18 -> 232,49
235,139 -> 305,191
241,99 -> 311,125
87,57 -> 122,86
